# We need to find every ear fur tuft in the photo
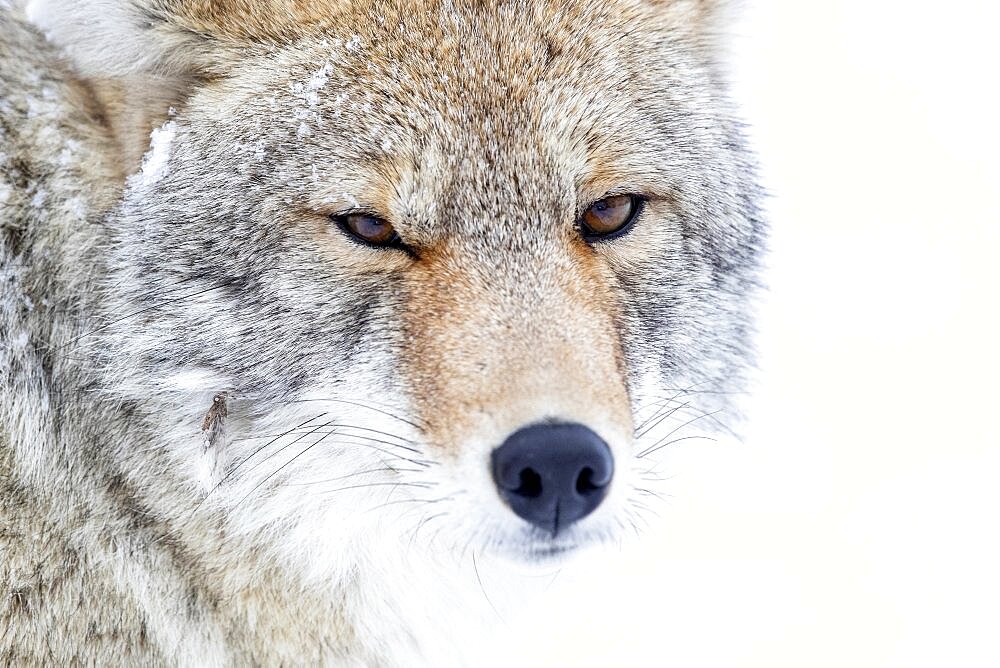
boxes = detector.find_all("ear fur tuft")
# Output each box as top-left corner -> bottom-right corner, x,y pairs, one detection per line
26,0 -> 208,77
25,0 -> 351,78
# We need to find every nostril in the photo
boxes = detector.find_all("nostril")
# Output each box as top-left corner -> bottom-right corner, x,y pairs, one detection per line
514,468 -> 543,498
575,466 -> 599,495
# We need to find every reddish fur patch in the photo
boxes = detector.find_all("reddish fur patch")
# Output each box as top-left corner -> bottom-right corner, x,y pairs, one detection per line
400,239 -> 632,455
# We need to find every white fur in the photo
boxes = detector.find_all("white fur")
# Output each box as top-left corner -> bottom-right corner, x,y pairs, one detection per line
27,0 -> 181,76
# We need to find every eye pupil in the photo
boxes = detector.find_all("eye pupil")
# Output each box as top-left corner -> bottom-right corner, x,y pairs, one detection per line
580,194 -> 642,240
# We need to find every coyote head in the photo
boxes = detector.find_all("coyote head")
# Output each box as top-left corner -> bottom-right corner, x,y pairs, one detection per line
33,0 -> 763,567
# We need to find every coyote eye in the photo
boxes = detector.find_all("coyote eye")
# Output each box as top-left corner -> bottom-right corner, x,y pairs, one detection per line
333,213 -> 402,248
579,194 -> 644,240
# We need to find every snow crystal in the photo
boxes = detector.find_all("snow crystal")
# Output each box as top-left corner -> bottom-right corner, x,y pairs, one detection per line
65,195 -> 88,220
57,139 -> 80,167
304,63 -> 333,105
12,331 -> 29,350
132,120 -> 177,188
292,62 -> 334,139
25,97 -> 46,119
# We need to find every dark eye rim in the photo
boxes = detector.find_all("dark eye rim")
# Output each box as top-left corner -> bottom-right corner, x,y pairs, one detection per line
578,193 -> 647,242
329,211 -> 409,252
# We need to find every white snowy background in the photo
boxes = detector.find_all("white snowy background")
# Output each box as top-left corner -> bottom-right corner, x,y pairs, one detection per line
485,1 -> 1000,666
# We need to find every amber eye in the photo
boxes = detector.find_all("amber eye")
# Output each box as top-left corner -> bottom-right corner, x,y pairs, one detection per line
333,212 -> 402,248
579,194 -> 643,240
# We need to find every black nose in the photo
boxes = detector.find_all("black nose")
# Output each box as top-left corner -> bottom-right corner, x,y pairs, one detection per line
491,422 -> 614,535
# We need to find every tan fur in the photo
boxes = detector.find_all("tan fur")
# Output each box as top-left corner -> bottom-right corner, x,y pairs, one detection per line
166,0 -> 352,38
401,238 -> 633,454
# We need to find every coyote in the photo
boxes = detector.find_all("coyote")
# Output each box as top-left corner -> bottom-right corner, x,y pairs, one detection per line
0,0 -> 764,664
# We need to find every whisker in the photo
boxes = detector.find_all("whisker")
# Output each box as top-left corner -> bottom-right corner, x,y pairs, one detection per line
636,428 -> 717,459
285,466 -> 424,486
192,412 -> 327,511
364,494 -> 458,514
239,420 -> 336,478
253,424 -> 418,448
627,498 -> 661,518
408,511 -> 449,551
272,427 -> 432,465
633,386 -> 696,432
656,386 -> 748,396
472,552 -> 505,624
635,400 -> 691,440
315,481 -> 433,496
288,397 -> 425,431
316,428 -> 423,455
260,428 -> 423,453
333,424 -> 417,446
311,436 -> 433,468
632,379 -> 713,413
235,425 -> 343,508
637,392 -> 740,439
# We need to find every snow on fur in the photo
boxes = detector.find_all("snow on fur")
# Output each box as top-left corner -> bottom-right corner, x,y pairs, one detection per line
131,120 -> 177,188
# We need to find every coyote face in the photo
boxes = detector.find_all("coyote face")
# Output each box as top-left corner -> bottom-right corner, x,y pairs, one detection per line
30,0 -> 763,567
